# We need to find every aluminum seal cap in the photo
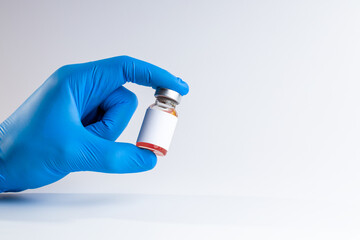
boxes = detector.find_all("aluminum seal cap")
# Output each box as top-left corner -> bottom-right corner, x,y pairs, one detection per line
155,88 -> 182,104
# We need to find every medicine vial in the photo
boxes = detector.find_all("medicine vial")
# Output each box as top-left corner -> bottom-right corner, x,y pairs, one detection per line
136,88 -> 181,156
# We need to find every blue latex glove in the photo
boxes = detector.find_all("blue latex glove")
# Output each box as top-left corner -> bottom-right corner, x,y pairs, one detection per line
0,56 -> 189,193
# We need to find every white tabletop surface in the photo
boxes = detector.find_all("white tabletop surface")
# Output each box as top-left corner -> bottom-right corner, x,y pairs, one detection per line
1,193 -> 359,240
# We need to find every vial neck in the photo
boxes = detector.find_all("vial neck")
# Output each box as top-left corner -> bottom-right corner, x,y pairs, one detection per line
156,97 -> 177,108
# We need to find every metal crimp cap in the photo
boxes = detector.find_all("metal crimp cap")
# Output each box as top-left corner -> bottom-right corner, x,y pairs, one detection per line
155,88 -> 182,105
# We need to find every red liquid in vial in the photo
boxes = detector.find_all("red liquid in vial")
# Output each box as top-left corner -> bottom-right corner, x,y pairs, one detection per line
136,142 -> 167,156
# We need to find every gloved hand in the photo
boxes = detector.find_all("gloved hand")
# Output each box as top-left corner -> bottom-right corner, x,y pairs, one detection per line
0,56 -> 189,193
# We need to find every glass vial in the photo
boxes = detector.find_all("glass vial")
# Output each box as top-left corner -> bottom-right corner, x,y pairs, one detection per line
136,88 -> 181,156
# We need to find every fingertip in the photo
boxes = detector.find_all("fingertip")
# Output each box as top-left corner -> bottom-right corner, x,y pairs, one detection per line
119,143 -> 157,172
122,56 -> 189,96
138,148 -> 157,171
177,77 -> 190,95
100,143 -> 158,173
154,76 -> 189,96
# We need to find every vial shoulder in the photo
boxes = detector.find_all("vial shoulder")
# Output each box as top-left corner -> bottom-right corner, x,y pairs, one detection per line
149,103 -> 178,117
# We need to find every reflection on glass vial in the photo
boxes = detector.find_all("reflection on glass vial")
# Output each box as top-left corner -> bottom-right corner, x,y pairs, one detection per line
136,88 -> 181,156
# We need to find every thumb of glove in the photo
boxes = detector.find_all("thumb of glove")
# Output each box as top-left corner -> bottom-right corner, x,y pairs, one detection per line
63,133 -> 157,174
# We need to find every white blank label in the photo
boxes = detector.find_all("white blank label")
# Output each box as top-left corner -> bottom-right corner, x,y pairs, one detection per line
137,108 -> 178,151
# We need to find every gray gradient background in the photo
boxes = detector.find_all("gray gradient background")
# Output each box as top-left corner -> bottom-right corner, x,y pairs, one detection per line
1,1 -> 360,239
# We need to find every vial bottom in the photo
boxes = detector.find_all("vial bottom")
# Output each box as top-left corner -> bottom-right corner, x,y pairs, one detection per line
136,142 -> 167,157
